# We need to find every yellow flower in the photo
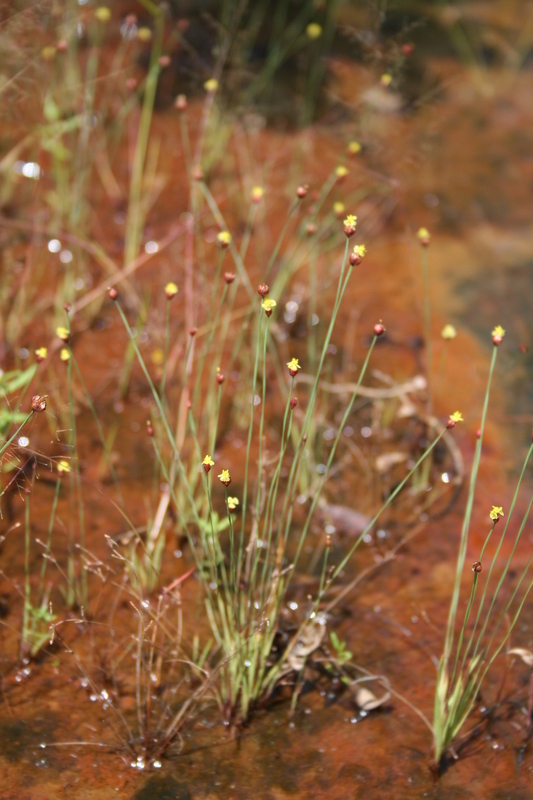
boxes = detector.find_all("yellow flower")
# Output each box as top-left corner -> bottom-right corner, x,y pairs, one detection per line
57,459 -> 71,475
333,201 -> 345,216
204,78 -> 218,93
335,165 -> 349,179
165,282 -> 178,299
202,455 -> 215,468
343,214 -> 357,228
218,469 -> 231,486
261,298 -> 277,315
151,348 -> 164,366
380,73 -> 392,87
251,186 -> 264,202
35,347 -> 48,362
95,7 -> 111,22
287,357 -> 301,376
352,244 -> 366,258
137,27 -> 152,41
227,496 -> 239,511
217,231 -> 231,248
450,411 -> 463,423
441,324 -> 457,340
417,227 -> 431,245
347,141 -> 361,155
60,348 -> 70,362
306,23 -> 322,39
56,326 -> 69,342
489,505 -> 504,521
41,46 -> 57,62
492,325 -> 505,339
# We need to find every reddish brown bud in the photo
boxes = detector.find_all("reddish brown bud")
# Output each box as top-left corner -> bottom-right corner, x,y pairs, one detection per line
146,421 -> 154,437
125,77 -> 138,92
216,370 -> 225,385
472,561 -> 482,573
343,220 -> 357,238
193,166 -> 204,182
290,398 -> 298,409
402,43 -> 414,56
158,55 -> 171,69
306,223 -> 316,237
64,302 -> 71,313
31,395 -> 47,413
325,534 -> 332,548
108,287 -> 118,301
224,272 -> 235,284
373,322 -> 385,336
447,419 -> 456,429
492,335 -> 503,347
189,327 -> 197,337
476,428 -> 482,439
296,185 -> 308,199
350,252 -> 363,266
56,39 -> 68,53
174,94 -> 187,111
257,283 -> 269,297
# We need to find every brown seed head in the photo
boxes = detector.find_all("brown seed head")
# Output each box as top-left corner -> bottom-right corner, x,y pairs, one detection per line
31,395 -> 47,413
257,283 -> 269,297
373,322 -> 385,337
472,561 -> 482,573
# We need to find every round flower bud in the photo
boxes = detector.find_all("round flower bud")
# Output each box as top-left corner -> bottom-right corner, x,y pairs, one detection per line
175,94 -> 187,111
224,272 -> 235,284
373,322 -> 385,336
257,283 -> 269,297
296,186 -> 308,199
472,561 -> 482,573
108,287 -> 118,301
290,398 -> 298,409
31,395 -> 47,413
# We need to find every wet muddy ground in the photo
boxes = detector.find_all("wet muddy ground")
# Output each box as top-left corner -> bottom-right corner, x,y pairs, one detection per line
2,2 -> 533,797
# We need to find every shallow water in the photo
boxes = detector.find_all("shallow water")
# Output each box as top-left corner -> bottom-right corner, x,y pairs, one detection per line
2,2 -> 533,797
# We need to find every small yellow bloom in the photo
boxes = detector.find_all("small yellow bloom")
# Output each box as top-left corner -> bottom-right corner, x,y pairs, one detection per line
380,73 -> 392,87
417,227 -> 431,245
227,496 -> 239,511
151,348 -> 164,366
287,357 -> 301,375
492,325 -> 505,339
95,7 -> 111,22
202,455 -> 215,467
60,348 -> 70,362
441,324 -> 457,340
343,214 -> 357,228
56,326 -> 69,342
450,411 -> 463,423
333,201 -> 345,216
335,165 -> 349,179
35,347 -> 48,362
57,459 -> 71,475
165,282 -> 178,299
261,298 -> 277,314
251,186 -> 264,202
218,469 -> 231,486
352,244 -> 366,258
217,231 -> 231,247
347,141 -> 361,155
137,27 -> 152,41
41,46 -> 57,62
204,78 -> 218,93
489,505 -> 504,521
306,23 -> 322,40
